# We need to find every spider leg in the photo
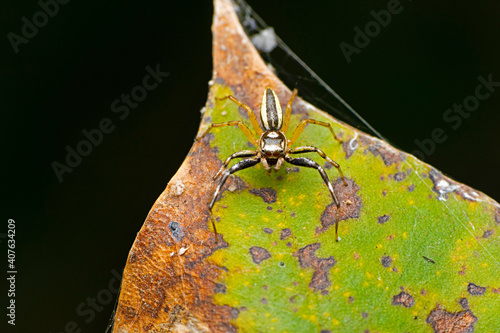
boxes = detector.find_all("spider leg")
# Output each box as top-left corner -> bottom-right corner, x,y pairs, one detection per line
289,146 -> 347,186
217,95 -> 263,136
209,156 -> 261,242
284,155 -> 342,242
281,88 -> 298,133
213,150 -> 257,181
288,119 -> 341,147
197,120 -> 258,146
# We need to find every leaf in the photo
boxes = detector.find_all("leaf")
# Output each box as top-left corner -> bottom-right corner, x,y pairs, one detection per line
111,0 -> 500,332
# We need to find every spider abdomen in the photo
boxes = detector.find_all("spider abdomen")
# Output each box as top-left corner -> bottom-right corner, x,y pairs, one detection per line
260,88 -> 283,131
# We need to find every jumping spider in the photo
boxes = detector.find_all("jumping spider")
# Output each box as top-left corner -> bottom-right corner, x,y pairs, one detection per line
197,87 -> 347,242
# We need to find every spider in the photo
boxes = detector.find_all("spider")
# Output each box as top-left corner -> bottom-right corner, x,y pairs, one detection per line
197,87 -> 347,243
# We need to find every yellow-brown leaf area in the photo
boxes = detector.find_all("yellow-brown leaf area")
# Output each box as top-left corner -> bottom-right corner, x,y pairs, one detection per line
113,141 -> 239,332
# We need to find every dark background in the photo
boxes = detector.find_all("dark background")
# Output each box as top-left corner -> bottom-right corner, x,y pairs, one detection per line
1,0 -> 499,332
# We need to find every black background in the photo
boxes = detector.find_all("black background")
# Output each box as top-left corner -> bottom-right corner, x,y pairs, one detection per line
1,0 -> 499,332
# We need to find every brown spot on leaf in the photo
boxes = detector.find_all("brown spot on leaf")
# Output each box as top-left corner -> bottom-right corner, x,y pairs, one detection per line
167,305 -> 183,328
230,308 -> 239,319
357,133 -> 371,147
218,174 -> 250,199
482,229 -> 494,238
459,266 -> 467,275
249,187 -> 277,203
387,234 -> 395,241
428,169 -> 483,203
294,243 -> 336,291
216,283 -> 226,294
368,141 -> 404,166
459,298 -> 469,310
381,256 -> 392,267
317,178 -> 361,234
393,172 -> 407,182
378,215 -> 390,224
361,312 -> 368,318
496,209 -> 500,224
249,246 -> 271,264
263,228 -> 273,234
408,184 -> 415,192
121,305 -> 138,321
260,298 -> 268,305
280,228 -> 292,240
353,252 -> 360,260
426,304 -> 477,333
392,291 -> 415,308
467,283 -> 486,296
168,221 -> 185,242
342,138 -> 357,159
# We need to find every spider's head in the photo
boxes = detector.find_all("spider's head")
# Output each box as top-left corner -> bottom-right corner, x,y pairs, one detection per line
260,131 -> 286,159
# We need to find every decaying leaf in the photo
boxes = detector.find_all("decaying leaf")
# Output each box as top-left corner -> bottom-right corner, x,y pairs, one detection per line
111,0 -> 500,332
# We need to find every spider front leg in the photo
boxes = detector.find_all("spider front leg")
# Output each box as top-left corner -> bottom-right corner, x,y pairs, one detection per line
197,120 -> 258,146
216,95 -> 263,137
288,119 -> 342,147
281,88 -> 298,134
289,146 -> 347,186
208,156 -> 261,243
284,155 -> 342,242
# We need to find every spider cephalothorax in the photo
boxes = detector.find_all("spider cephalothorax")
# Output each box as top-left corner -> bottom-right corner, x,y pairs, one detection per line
197,87 -> 347,242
